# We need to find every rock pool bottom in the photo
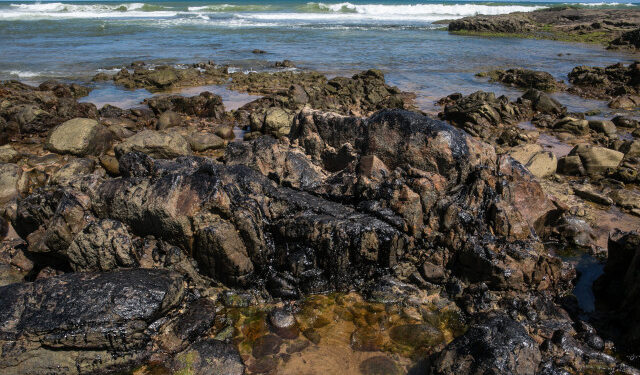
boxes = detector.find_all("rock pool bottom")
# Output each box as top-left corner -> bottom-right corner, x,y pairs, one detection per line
133,292 -> 465,375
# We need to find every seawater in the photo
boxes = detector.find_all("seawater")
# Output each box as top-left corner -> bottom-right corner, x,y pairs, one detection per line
0,0 -> 638,111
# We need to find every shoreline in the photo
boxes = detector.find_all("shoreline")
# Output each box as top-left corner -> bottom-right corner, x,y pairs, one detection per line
1,38 -> 640,375
446,6 -> 640,49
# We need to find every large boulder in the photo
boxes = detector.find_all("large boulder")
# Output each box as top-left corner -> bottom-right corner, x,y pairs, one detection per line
0,268 -> 185,375
115,130 -> 192,159
429,314 -> 542,375
45,118 -> 112,156
568,144 -> 624,175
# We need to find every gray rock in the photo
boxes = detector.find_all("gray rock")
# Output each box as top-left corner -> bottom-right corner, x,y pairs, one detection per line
115,130 -> 192,159
569,144 -> 624,175
50,158 -> 95,185
588,120 -> 617,136
157,110 -> 182,130
65,219 -> 138,271
0,145 -> 19,163
0,163 -> 22,205
46,118 -> 112,156
188,132 -> 225,152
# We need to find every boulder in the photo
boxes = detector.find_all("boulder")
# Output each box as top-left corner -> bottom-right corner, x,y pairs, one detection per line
557,155 -> 585,176
45,118 -> 112,156
609,95 -> 640,110
0,268 -> 185,375
569,144 -> 624,175
188,132 -> 225,152
0,145 -> 19,163
264,107 -> 295,137
588,119 -> 617,136
525,151 -> 557,178
429,314 -> 542,375
508,144 -> 543,165
115,130 -> 192,159
612,116 -> 638,128
0,163 -> 22,206
157,110 -> 182,130
553,117 -> 589,135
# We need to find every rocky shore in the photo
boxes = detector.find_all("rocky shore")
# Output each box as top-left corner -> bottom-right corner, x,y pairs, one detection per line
446,7 -> 640,49
0,59 -> 639,375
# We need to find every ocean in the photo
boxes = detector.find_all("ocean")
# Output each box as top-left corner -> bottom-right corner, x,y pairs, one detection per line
1,0 -> 638,111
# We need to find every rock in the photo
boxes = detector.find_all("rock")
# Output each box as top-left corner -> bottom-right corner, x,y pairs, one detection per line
172,298 -> 217,342
610,28 -> 640,50
0,145 -> 19,163
157,110 -> 182,130
612,116 -> 639,128
594,231 -> 640,350
429,314 -> 542,375
0,163 -> 22,206
351,328 -> 384,352
214,125 -> 235,140
146,92 -> 225,119
554,117 -> 589,135
608,189 -> 640,210
588,120 -> 617,136
480,68 -> 564,92
358,154 -> 390,181
268,308 -> 298,339
99,154 -> 120,175
263,107 -> 295,137
51,158 -> 95,185
556,215 -> 596,248
172,339 -> 244,375
421,261 -> 446,283
609,95 -> 640,109
359,356 -> 402,375
248,356 -> 278,374
115,130 -> 192,159
188,132 -> 225,152
65,219 -> 138,271
389,324 -> 444,348
45,118 -> 112,156
0,268 -> 185,375
619,139 -> 640,158
252,334 -> 283,358
275,60 -> 295,68
573,185 -> 613,206
521,89 -> 565,115
525,151 -> 557,178
569,144 -> 624,175
508,144 -> 543,165
557,155 -> 585,176
252,49 -> 266,54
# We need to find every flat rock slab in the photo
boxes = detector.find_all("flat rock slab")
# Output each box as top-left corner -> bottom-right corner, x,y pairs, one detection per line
0,268 -> 185,375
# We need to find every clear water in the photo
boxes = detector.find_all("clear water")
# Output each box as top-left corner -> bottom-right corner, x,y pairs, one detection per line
1,0 -> 638,111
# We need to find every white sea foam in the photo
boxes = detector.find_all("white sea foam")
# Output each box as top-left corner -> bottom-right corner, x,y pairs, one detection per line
0,1 -> 547,22
8,70 -> 40,78
1,2 -> 177,20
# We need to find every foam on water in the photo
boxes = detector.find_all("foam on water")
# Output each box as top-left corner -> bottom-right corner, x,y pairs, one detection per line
0,1 -> 547,22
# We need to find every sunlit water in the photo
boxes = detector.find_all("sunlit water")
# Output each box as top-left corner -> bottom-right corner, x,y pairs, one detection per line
1,0 -> 639,112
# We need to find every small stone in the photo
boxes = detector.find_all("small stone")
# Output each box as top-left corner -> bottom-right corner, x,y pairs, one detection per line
157,110 -> 182,130
557,155 -> 585,176
252,334 -> 283,358
188,132 -> 225,152
359,356 -> 402,375
302,329 -> 321,345
99,155 -> 120,175
389,324 -> 444,348
286,339 -> 310,354
350,328 -> 384,352
268,308 -> 299,339
214,125 -> 235,140
248,356 -> 278,374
